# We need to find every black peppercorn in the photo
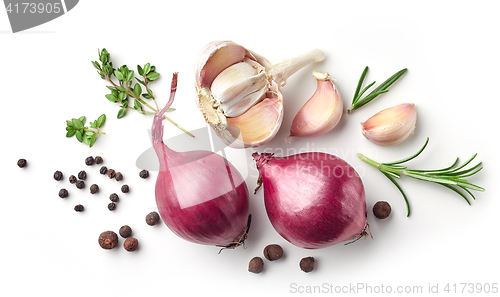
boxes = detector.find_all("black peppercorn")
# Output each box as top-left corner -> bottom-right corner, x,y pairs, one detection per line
76,180 -> 85,189
85,156 -> 95,166
17,159 -> 27,168
53,171 -> 63,181
108,202 -> 117,211
248,257 -> 264,274
109,193 -> 119,202
58,188 -> 69,198
299,257 -> 315,273
373,201 -> 391,219
121,185 -> 129,193
99,166 -> 108,175
119,225 -> 132,238
115,172 -> 123,181
69,175 -> 77,184
124,238 -> 139,252
107,169 -> 116,179
74,204 -> 84,212
90,184 -> 99,194
263,244 -> 283,261
98,231 -> 118,249
145,211 -> 160,226
95,156 -> 103,164
78,170 -> 87,180
139,170 -> 149,179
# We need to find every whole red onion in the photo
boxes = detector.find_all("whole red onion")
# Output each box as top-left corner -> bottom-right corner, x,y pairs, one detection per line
152,73 -> 250,248
253,152 -> 367,249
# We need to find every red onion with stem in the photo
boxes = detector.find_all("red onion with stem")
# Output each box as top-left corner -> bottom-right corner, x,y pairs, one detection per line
152,73 -> 250,249
253,152 -> 368,249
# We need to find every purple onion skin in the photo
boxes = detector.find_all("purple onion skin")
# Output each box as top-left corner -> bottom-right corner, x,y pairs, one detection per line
152,86 -> 249,246
253,152 -> 367,249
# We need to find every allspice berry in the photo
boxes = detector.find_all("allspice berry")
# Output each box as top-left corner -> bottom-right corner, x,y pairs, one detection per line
17,159 -> 27,168
299,257 -> 315,273
76,180 -> 85,189
139,169 -> 149,179
109,193 -> 119,202
107,169 -> 116,179
53,171 -> 63,181
145,211 -> 160,226
263,244 -> 283,261
248,257 -> 264,274
58,188 -> 69,198
373,201 -> 391,219
119,225 -> 132,238
95,156 -> 103,164
124,238 -> 139,252
98,231 -> 118,249
69,175 -> 77,184
99,166 -> 108,175
90,184 -> 99,194
115,172 -> 123,181
74,204 -> 84,212
85,156 -> 95,166
108,202 -> 117,211
78,170 -> 87,180
121,185 -> 129,193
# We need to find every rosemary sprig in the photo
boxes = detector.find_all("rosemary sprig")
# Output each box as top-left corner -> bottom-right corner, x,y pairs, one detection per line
348,66 -> 408,113
357,138 -> 485,216
92,48 -> 194,138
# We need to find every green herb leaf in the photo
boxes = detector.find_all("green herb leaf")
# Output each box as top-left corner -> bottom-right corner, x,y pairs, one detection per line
89,134 -> 97,147
142,93 -> 152,99
133,84 -> 142,98
147,88 -> 153,98
143,63 -> 151,75
105,94 -> 118,102
117,108 -> 127,119
147,72 -> 160,81
83,134 -> 91,145
66,120 -> 74,127
134,99 -> 142,110
90,121 -> 97,128
75,130 -> 83,142
118,92 -> 127,102
167,108 -> 176,112
137,65 -> 144,76
78,116 -> 86,125
72,119 -> 84,130
126,70 -> 134,82
66,130 -> 76,137
115,86 -> 127,92
349,67 -> 407,113
97,114 -> 106,127
114,70 -> 124,81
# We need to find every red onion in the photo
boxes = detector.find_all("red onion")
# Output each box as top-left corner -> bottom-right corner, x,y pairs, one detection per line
253,152 -> 367,249
152,73 -> 250,249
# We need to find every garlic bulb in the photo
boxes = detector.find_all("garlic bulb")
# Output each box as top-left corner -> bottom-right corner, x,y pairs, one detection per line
361,103 -> 417,146
287,70 -> 343,141
195,40 -> 325,148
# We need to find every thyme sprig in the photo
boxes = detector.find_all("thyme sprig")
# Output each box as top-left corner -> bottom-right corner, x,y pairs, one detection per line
357,138 -> 485,216
92,48 -> 194,138
348,66 -> 407,113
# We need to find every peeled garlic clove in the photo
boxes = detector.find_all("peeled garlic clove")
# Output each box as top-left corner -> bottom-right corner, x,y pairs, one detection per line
362,103 -> 417,146
287,71 -> 343,141
211,58 -> 269,117
195,40 -> 324,148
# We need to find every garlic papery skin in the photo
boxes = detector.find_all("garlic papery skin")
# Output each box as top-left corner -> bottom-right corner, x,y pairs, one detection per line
361,103 -> 417,146
195,40 -> 325,148
287,70 -> 343,141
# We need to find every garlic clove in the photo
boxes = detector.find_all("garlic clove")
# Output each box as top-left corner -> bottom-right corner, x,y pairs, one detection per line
227,97 -> 283,146
195,41 -> 248,88
195,40 -> 324,148
287,70 -> 343,141
211,58 -> 269,117
361,103 -> 417,146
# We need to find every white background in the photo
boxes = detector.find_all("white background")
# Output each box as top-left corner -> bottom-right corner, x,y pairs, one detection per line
1,1 -> 499,296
